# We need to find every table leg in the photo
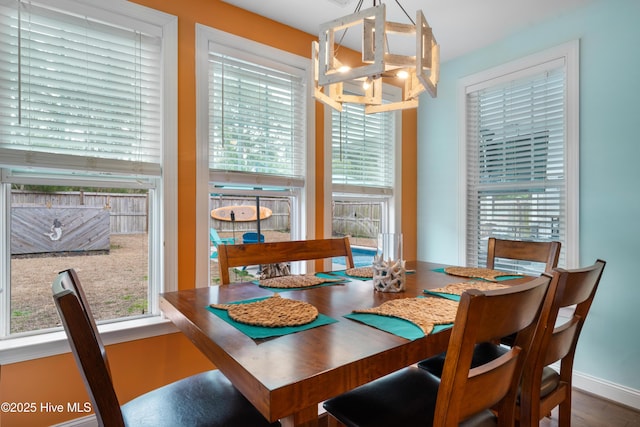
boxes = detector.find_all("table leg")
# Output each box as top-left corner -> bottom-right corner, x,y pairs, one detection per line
279,405 -> 320,427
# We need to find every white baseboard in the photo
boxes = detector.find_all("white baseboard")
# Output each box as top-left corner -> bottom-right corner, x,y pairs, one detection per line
51,371 -> 640,427
572,368 -> 640,411
51,414 -> 97,427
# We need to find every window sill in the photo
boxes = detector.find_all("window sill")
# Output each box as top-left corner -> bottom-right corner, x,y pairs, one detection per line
0,315 -> 178,365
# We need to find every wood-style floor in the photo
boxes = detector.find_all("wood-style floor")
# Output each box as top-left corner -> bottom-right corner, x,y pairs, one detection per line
540,389 -> 640,427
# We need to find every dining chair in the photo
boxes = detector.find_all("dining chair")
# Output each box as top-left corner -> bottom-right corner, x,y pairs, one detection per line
217,237 -> 355,284
518,259 -> 606,427
52,268 -> 280,427
322,274 -> 551,427
419,260 -> 606,427
487,237 -> 561,274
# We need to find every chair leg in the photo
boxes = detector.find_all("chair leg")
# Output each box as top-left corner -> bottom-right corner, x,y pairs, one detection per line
558,392 -> 572,427
326,415 -> 346,427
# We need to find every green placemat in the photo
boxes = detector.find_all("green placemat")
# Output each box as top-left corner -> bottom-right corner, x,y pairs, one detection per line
206,297 -> 338,339
330,268 -> 416,281
432,267 -> 523,281
327,269 -> 371,281
251,274 -> 348,292
423,290 -> 462,301
344,313 -> 452,341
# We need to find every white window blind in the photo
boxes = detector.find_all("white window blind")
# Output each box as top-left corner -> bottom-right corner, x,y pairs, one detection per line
208,49 -> 306,187
331,102 -> 395,194
466,65 -> 566,273
0,1 -> 162,176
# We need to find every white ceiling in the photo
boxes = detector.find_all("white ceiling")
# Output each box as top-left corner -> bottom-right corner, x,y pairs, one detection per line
221,0 -> 594,62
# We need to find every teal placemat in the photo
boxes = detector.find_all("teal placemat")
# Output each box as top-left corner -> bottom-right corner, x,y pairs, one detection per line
423,290 -> 462,301
431,267 -> 523,281
344,313 -> 452,341
327,269 -> 371,281
206,297 -> 338,339
329,268 -> 415,281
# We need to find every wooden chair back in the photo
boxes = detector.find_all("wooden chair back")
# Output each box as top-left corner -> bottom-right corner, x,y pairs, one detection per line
217,237 -> 355,285
52,269 -> 125,426
487,237 -> 561,273
518,259 -> 606,427
435,275 -> 551,426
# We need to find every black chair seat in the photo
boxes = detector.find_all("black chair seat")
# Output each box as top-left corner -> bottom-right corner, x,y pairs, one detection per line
323,366 -> 496,427
540,366 -> 561,398
418,343 -> 560,401
417,342 -> 508,377
121,370 -> 278,426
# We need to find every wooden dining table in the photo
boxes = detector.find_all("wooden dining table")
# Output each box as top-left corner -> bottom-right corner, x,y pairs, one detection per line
159,261 -> 531,427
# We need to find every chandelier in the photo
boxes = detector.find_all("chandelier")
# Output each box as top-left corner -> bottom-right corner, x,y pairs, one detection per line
312,1 -> 439,114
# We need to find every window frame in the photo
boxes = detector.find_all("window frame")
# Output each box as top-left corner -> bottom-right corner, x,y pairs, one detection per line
195,24 -> 314,286
0,0 -> 178,364
458,40 -> 580,268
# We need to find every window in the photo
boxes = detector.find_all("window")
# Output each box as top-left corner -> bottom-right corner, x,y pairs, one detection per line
462,41 -> 579,273
0,0 -> 177,348
195,25 -> 311,283
329,87 -> 401,251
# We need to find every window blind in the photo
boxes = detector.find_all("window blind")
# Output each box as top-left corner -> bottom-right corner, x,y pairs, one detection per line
0,1 -> 162,176
466,66 -> 566,273
331,102 -> 394,194
208,49 -> 306,187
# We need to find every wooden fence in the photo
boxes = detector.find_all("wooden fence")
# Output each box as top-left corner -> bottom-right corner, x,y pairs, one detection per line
11,191 -> 381,240
11,191 -> 148,234
332,201 -> 381,238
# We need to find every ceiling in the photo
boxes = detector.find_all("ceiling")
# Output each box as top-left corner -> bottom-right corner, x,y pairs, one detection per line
221,0 -> 594,62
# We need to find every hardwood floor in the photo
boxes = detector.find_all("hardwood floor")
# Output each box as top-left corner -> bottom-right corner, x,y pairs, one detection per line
540,389 -> 640,427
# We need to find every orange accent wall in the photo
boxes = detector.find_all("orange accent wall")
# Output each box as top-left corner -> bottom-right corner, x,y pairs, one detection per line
401,109 -> 419,261
0,1 -> 417,425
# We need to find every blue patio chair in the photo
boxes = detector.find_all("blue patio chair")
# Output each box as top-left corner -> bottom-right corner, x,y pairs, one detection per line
210,228 -> 235,259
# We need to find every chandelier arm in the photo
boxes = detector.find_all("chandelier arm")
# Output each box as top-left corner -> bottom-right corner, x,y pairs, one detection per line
335,0 -> 365,54
394,0 -> 415,25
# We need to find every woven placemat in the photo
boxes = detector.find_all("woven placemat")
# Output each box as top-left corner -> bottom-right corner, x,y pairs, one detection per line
210,294 -> 318,327
353,297 -> 459,334
345,266 -> 374,278
258,274 -> 343,289
444,266 -> 514,282
430,281 -> 510,295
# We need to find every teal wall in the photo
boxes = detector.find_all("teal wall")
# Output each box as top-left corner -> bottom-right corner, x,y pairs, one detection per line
417,0 -> 640,391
